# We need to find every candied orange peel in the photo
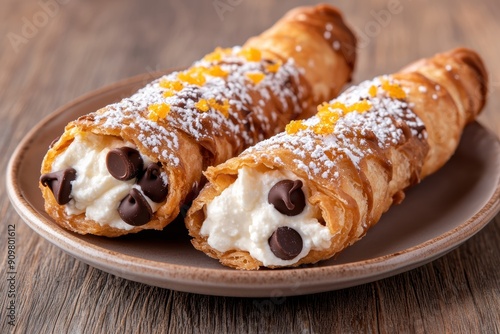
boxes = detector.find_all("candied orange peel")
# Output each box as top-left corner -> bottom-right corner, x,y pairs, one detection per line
315,100 -> 371,134
160,79 -> 184,92
147,103 -> 170,121
206,65 -> 228,78
211,99 -> 230,117
174,65 -> 230,88
195,99 -> 210,112
286,100 -> 373,135
195,98 -> 230,117
163,90 -> 175,98
178,67 -> 207,86
318,100 -> 371,115
203,47 -> 232,62
246,72 -> 265,85
381,79 -> 406,99
266,60 -> 282,73
285,120 -> 308,134
238,47 -> 262,62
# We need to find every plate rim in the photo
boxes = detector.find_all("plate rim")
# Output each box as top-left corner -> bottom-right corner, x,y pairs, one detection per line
6,71 -> 500,297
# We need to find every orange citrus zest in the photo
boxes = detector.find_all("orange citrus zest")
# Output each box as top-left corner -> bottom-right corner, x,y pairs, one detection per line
246,72 -> 265,85
238,47 -> 262,62
147,103 -> 170,121
381,79 -> 406,99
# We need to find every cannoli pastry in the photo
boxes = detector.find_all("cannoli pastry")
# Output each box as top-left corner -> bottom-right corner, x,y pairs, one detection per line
39,4 -> 357,236
186,48 -> 488,270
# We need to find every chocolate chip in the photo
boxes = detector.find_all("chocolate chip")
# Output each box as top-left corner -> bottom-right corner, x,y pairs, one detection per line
118,188 -> 152,226
268,226 -> 303,260
106,147 -> 143,181
137,163 -> 168,203
40,168 -> 77,205
268,179 -> 306,216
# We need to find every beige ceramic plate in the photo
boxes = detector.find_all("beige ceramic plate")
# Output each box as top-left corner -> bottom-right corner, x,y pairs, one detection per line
7,71 -> 500,297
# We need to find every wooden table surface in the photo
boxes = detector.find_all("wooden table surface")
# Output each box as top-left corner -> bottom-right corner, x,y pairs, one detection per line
1,0 -> 499,333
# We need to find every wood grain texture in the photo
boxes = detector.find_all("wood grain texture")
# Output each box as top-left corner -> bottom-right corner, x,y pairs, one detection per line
0,0 -> 499,333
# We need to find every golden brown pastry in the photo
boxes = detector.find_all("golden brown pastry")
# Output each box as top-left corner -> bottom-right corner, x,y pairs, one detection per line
186,48 -> 488,270
39,4 -> 357,237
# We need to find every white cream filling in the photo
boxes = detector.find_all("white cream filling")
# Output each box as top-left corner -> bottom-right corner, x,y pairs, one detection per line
200,167 -> 332,267
52,133 -> 166,230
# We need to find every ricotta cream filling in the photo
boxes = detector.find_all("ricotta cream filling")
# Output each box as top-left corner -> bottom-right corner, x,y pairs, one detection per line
200,167 -> 332,266
52,133 -> 165,230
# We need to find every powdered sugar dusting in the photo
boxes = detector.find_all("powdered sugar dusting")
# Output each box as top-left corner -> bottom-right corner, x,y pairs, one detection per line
92,47 -> 304,165
243,77 -> 427,180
